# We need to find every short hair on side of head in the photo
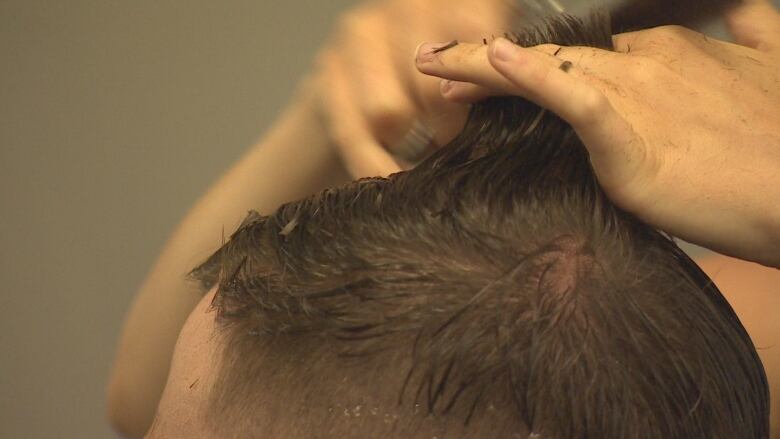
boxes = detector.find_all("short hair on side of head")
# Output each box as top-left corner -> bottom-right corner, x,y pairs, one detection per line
190,12 -> 769,439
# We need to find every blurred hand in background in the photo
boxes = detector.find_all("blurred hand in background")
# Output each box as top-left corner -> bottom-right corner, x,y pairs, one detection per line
310,0 -> 520,178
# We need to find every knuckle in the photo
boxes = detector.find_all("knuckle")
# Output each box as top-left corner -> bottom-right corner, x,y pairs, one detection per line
648,25 -> 691,41
645,25 -> 701,51
572,86 -> 609,123
629,55 -> 669,83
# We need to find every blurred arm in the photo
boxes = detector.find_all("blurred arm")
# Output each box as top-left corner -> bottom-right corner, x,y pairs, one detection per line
106,89 -> 350,438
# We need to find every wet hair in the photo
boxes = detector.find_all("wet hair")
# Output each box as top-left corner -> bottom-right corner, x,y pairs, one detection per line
190,11 -> 769,439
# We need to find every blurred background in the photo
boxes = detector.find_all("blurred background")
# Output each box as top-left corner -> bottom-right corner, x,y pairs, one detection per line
1,0 -> 775,437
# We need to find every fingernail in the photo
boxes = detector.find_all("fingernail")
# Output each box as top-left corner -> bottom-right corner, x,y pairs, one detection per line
440,79 -> 455,95
491,38 -> 520,62
415,42 -> 450,63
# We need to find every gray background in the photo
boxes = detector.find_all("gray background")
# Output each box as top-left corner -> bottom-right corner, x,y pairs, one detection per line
1,1 -> 357,437
1,1 -> 774,437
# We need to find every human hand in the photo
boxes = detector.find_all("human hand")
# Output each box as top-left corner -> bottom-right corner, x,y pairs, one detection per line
309,0 -> 518,179
415,0 -> 780,267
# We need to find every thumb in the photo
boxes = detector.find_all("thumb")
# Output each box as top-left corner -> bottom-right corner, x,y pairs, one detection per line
724,0 -> 780,50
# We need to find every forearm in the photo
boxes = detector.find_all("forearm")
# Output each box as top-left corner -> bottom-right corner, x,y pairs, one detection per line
107,90 -> 350,438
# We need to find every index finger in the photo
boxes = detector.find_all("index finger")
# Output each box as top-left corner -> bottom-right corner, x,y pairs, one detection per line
415,38 -> 644,186
416,39 -> 620,84
415,39 -> 619,123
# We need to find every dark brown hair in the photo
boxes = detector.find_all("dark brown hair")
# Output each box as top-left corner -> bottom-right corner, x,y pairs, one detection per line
608,0 -> 740,32
191,12 -> 769,439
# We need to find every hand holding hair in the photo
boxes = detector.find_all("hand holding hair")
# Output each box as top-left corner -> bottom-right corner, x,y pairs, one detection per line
309,0 -> 519,179
416,0 -> 780,268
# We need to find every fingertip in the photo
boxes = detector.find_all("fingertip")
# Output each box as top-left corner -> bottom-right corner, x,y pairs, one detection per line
413,42 -> 430,74
413,42 -> 426,64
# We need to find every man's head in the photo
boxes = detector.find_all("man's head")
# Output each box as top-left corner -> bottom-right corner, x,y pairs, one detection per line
150,13 -> 769,439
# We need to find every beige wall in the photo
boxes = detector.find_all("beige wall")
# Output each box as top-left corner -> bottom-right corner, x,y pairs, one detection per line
1,1 -> 773,437
0,1 -> 358,437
